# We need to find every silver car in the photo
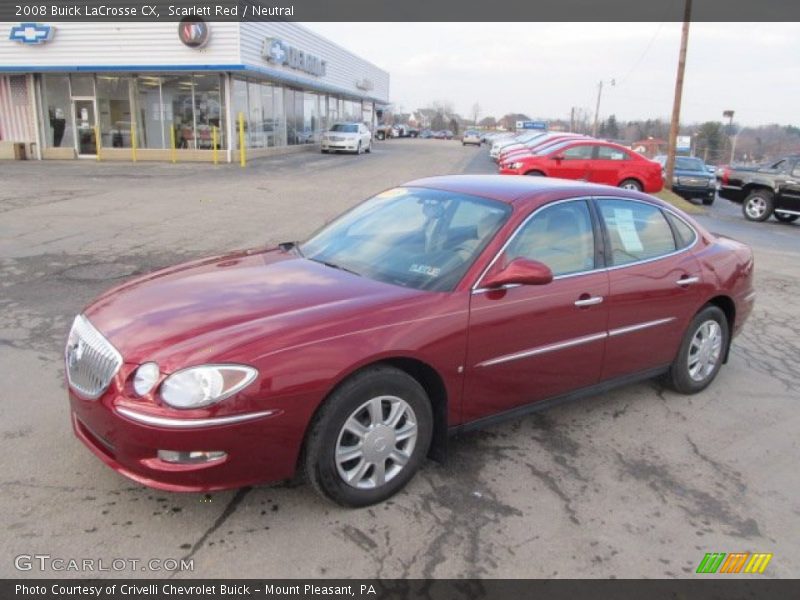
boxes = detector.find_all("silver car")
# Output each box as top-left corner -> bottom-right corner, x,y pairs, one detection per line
462,130 -> 482,146
321,123 -> 373,154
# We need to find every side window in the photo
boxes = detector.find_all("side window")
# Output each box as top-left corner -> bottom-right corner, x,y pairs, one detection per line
505,201 -> 595,276
596,145 -> 629,160
598,200 -> 676,266
664,211 -> 697,249
561,144 -> 594,160
770,159 -> 786,172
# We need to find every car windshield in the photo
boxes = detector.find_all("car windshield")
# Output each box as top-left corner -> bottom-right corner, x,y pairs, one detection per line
330,124 -> 358,133
675,157 -> 706,172
300,187 -> 511,292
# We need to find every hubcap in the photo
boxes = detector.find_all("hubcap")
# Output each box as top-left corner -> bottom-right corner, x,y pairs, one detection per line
335,396 -> 418,489
688,320 -> 723,382
622,181 -> 640,190
746,197 -> 767,218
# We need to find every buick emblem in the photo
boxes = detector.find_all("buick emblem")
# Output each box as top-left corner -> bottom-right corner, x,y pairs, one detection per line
178,18 -> 209,49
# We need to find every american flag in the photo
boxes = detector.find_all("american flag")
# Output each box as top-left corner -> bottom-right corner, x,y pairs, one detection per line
0,75 -> 34,142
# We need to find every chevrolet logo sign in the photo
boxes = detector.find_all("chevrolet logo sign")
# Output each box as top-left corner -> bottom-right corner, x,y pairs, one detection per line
9,22 -> 55,45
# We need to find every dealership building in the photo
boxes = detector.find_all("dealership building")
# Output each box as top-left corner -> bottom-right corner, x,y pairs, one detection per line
0,21 -> 389,162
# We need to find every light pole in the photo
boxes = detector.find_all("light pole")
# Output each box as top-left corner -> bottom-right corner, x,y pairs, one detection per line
592,79 -> 615,138
723,109 -> 737,164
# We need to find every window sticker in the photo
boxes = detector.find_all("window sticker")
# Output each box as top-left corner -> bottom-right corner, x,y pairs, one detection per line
613,208 -> 644,253
409,264 -> 441,277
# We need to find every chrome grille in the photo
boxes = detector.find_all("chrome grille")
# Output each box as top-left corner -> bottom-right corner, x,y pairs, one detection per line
65,315 -> 123,399
681,176 -> 710,187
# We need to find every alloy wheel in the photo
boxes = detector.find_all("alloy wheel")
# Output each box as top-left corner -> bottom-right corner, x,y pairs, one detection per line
687,320 -> 723,382
335,395 -> 418,489
745,197 -> 767,219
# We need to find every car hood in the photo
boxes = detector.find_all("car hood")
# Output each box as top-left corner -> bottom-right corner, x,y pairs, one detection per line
326,131 -> 359,137
84,248 -> 421,371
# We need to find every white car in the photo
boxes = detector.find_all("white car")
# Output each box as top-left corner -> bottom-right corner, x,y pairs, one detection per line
462,130 -> 481,146
321,123 -> 372,154
489,131 -> 548,161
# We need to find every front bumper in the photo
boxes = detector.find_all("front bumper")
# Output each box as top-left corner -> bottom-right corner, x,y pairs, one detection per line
674,185 -> 716,200
499,166 -> 523,175
69,388 -> 298,492
321,141 -> 359,152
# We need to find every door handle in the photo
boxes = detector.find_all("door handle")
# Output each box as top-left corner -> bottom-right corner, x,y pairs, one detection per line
574,295 -> 604,307
676,276 -> 700,286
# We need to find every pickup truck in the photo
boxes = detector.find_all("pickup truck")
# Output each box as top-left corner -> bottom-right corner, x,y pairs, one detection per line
718,155 -> 800,222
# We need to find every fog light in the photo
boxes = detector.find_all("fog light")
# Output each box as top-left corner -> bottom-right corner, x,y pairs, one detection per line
157,450 -> 227,464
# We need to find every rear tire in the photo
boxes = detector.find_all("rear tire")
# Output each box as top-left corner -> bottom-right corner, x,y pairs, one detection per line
303,366 -> 433,507
702,195 -> 715,206
365,141 -> 371,154
355,142 -> 362,155
774,212 -> 798,223
619,179 -> 643,191
665,305 -> 729,394
742,189 -> 774,221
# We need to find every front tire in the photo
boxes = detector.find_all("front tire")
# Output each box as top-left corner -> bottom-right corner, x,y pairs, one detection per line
665,305 -> 729,394
619,178 -> 643,191
365,141 -> 371,154
303,366 -> 433,507
702,195 -> 715,206
525,170 -> 545,176
742,189 -> 774,221
774,212 -> 798,223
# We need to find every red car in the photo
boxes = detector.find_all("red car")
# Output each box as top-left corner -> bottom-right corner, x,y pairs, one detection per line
66,176 -> 754,506
500,139 -> 664,193
497,133 -> 589,164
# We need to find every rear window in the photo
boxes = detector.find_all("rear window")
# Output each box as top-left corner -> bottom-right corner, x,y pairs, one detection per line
665,212 -> 697,249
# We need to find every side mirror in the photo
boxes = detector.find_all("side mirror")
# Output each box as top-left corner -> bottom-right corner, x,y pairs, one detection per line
481,258 -> 553,288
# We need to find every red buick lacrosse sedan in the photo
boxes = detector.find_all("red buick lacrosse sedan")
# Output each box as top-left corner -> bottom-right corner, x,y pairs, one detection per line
66,176 -> 754,506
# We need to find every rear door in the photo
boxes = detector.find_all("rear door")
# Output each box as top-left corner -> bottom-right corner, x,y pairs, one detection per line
594,198 -> 702,380
776,160 -> 800,213
590,145 -> 632,186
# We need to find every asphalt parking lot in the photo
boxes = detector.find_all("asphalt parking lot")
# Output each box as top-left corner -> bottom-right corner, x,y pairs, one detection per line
1,139 -> 798,579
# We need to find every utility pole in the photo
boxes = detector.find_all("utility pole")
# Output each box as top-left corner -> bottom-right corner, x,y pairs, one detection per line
592,81 -> 603,137
665,0 -> 692,191
570,107 -> 575,133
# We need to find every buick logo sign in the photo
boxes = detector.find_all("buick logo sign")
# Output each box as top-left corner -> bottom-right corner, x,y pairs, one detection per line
178,18 -> 209,49
263,37 -> 327,77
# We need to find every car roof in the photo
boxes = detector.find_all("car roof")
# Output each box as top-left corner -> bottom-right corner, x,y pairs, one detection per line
403,174 -> 654,207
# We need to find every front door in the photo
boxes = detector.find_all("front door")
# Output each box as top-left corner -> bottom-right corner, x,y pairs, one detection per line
73,99 -> 97,156
548,143 -> 594,181
463,199 -> 608,423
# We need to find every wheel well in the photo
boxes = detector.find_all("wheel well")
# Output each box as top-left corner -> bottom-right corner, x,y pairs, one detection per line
619,177 -> 642,187
380,357 -> 449,462
706,295 -> 736,363
742,184 -> 772,197
525,170 -> 545,176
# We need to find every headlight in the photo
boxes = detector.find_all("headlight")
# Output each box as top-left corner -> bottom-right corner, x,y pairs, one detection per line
510,162 -> 523,169
160,365 -> 258,409
709,178 -> 716,187
673,176 -> 680,185
133,362 -> 160,396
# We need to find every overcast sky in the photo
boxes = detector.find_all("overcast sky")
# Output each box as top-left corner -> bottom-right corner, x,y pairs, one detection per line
305,22 -> 800,127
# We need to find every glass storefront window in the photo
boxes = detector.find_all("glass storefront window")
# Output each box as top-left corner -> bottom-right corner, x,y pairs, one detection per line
272,85 -> 285,147
69,74 -> 94,97
232,77 -> 248,150
259,83 -> 276,147
194,74 -> 224,150
247,81 -> 264,148
160,75 -> 195,149
303,92 -> 319,144
134,76 -> 164,149
96,76 -> 132,148
41,74 -> 74,149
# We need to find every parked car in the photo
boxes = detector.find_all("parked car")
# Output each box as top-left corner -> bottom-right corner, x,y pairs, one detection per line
462,130 -> 482,146
433,130 -> 448,140
66,176 -> 754,506
653,155 -> 717,205
500,140 -> 663,193
419,129 -> 433,139
498,133 -> 590,164
408,128 -> 420,138
489,131 -> 548,161
320,123 -> 372,154
374,124 -> 393,140
718,155 -> 800,222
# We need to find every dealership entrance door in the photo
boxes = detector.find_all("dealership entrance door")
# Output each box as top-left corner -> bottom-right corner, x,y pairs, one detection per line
73,99 -> 97,157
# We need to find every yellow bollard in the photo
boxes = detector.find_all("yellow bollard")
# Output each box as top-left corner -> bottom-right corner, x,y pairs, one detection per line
238,112 -> 246,168
131,123 -> 137,162
170,126 -> 176,163
95,126 -> 101,162
212,126 -> 218,165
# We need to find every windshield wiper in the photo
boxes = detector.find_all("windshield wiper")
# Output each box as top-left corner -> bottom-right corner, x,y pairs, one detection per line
310,258 -> 362,277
